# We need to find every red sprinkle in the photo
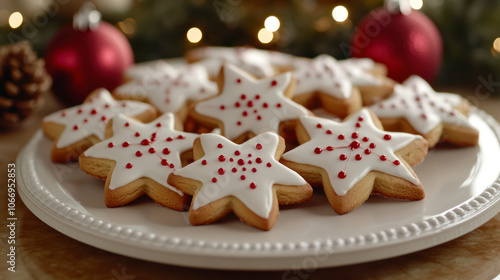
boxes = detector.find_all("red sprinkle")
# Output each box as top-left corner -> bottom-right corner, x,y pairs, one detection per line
263,103 -> 268,108
256,157 -> 262,163
326,146 -> 334,151
232,167 -> 238,173
126,163 -> 133,169
141,139 -> 150,145
218,155 -> 226,162
326,130 -> 333,135
247,101 -> 253,107
149,147 -> 155,154
352,132 -> 359,139
364,149 -> 371,155
220,105 -> 225,110
266,162 -> 272,167
338,171 -> 347,179
156,123 -> 162,127
166,137 -> 173,142
350,141 -> 360,150
135,132 -> 141,137
169,163 -> 175,168
91,109 -> 97,115
271,80 -> 277,86
163,148 -> 170,155
355,154 -> 362,161
276,103 -> 282,108
238,159 -> 245,165
242,111 -> 248,117
369,143 -> 376,149
235,102 -> 241,107
393,160 -> 401,165
161,159 -> 168,165
362,137 -> 369,142
217,143 -> 223,148
339,154 -> 347,160
384,134 -> 392,141
240,175 -> 246,180
73,125 -> 78,130
252,168 -> 257,172
218,168 -> 225,175
237,121 -> 242,126
256,143 -> 263,150
136,151 -> 142,157
240,94 -> 247,100
125,122 -> 130,127
316,124 -> 322,128
380,155 -> 387,161
234,150 -> 241,156
250,182 -> 257,189
314,147 -> 322,154
122,142 -> 130,147
107,142 -> 114,148
358,117 -> 364,122
212,177 -> 217,183
255,95 -> 260,100
338,134 -> 345,140
236,78 -> 241,83
201,160 -> 207,165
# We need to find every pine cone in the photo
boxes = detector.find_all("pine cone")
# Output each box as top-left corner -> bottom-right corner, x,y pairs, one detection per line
0,41 -> 52,127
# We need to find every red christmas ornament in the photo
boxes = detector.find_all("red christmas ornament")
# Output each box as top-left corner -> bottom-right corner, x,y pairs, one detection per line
350,0 -> 443,83
44,4 -> 133,105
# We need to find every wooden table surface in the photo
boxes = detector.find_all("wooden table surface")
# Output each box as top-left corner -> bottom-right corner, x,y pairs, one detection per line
1,89 -> 499,280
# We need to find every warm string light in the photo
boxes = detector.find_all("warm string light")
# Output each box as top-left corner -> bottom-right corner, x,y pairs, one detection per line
187,27 -> 202,43
116,18 -> 137,37
493,38 -> 500,54
8,11 -> 23,29
409,0 -> 423,10
332,5 -> 348,22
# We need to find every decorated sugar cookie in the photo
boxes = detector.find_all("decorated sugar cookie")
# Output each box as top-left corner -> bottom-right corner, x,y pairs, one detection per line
338,57 -> 388,77
291,54 -> 362,118
292,54 -> 395,106
189,63 -> 310,143
42,88 -> 157,162
185,46 -> 276,79
114,63 -> 217,122
167,132 -> 312,230
79,113 -> 198,209
370,75 -> 479,147
281,109 -> 427,214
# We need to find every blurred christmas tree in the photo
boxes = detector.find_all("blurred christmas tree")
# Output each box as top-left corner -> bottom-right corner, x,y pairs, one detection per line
0,0 -> 499,90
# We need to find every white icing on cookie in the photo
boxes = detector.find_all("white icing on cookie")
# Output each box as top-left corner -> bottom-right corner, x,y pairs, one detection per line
43,89 -> 154,148
194,63 -> 310,140
283,109 -> 422,196
188,46 -> 276,78
83,113 -> 198,193
370,75 -> 473,134
173,132 -> 307,218
292,54 -> 352,99
115,63 -> 218,114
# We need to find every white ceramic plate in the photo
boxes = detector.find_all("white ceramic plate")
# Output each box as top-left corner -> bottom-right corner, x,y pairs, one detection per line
18,108 -> 500,270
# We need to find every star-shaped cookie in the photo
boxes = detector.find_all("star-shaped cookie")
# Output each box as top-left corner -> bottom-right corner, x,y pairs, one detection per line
79,113 -> 199,209
114,63 -> 217,122
42,88 -> 157,162
291,54 -> 362,118
167,132 -> 312,230
185,46 -> 276,78
281,109 -> 428,214
189,63 -> 310,143
370,75 -> 479,147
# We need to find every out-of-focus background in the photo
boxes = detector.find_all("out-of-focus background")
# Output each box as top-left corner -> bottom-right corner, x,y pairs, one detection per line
1,0 -> 499,87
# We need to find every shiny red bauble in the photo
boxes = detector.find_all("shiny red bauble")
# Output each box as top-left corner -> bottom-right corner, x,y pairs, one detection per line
45,22 -> 133,105
351,8 -> 443,83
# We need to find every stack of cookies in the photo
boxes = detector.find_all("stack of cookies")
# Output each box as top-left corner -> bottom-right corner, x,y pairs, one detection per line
42,46 -> 479,231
